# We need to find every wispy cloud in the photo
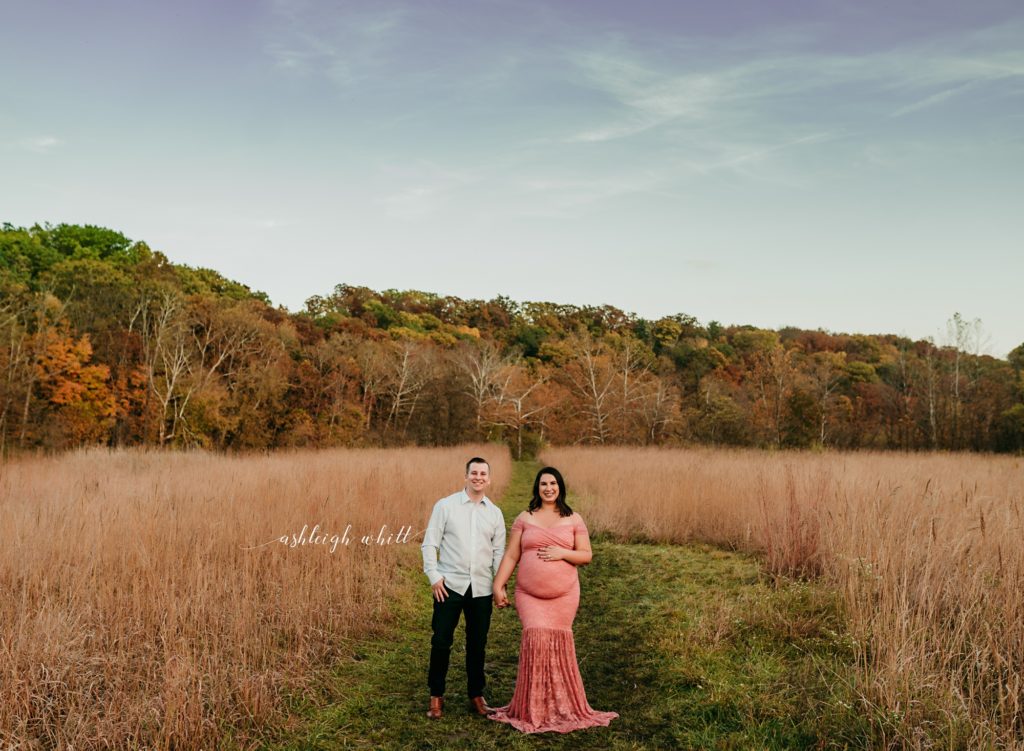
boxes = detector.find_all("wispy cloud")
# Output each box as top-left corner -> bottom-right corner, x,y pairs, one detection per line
521,173 -> 660,203
253,8 -> 1024,217
889,81 -> 978,117
565,52 -> 729,143
565,22 -> 1024,144
682,258 -> 719,272
19,135 -> 63,153
375,160 -> 478,219
696,131 -> 840,174
264,2 -> 407,86
503,169 -> 692,219
540,21 -> 1024,199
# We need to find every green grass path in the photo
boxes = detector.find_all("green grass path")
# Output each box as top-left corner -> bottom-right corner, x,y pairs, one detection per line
271,461 -> 869,750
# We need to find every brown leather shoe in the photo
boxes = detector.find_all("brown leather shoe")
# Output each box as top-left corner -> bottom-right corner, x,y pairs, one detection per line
468,696 -> 494,716
427,696 -> 444,720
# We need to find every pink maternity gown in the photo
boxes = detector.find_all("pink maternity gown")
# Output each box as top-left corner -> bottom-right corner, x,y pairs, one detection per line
489,513 -> 618,734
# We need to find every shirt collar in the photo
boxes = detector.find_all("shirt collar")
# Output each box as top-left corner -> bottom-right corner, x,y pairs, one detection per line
460,488 -> 491,506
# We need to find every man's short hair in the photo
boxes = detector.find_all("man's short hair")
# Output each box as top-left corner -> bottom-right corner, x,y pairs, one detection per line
465,457 -> 489,474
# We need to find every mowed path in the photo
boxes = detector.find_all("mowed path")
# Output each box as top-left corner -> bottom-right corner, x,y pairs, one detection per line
272,461 -> 868,751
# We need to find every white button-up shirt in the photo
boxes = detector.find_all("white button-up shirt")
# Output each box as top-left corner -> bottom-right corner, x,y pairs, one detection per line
421,489 -> 506,597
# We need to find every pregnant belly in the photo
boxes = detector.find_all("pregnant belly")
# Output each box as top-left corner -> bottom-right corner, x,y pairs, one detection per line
517,555 -> 578,599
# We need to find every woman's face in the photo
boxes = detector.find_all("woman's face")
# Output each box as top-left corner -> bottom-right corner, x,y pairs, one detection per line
538,474 -> 559,504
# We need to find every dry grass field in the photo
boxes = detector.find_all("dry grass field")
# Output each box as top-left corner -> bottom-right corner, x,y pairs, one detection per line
542,447 -> 1024,749
0,446 -> 510,749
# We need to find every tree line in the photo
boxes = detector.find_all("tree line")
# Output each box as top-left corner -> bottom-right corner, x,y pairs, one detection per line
2,222 -> 1022,456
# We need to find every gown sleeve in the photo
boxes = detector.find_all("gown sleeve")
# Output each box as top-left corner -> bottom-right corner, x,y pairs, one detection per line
572,514 -> 589,540
511,515 -> 525,533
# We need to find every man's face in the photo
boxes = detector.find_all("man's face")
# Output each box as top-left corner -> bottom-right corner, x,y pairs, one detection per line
465,462 -> 491,493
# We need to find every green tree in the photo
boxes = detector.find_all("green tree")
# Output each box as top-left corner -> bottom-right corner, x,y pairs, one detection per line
0,225 -> 61,286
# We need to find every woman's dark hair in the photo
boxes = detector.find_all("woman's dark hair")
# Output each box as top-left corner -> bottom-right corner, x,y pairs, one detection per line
528,466 -> 573,517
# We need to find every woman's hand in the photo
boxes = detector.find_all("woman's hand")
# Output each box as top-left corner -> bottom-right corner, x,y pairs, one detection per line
538,545 -> 570,562
493,584 -> 510,608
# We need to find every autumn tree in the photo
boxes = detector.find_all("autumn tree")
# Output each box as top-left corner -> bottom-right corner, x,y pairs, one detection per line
485,361 -> 551,459
0,290 -> 67,449
296,333 -> 364,446
559,331 -> 617,444
807,351 -> 848,446
357,338 -> 436,441
33,325 -> 117,446
450,339 -> 513,437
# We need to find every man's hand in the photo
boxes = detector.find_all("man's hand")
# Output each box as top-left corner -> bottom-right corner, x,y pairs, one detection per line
432,578 -> 448,602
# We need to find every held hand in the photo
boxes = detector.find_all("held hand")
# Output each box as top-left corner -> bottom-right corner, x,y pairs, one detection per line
538,546 -> 568,562
432,578 -> 447,602
493,584 -> 509,608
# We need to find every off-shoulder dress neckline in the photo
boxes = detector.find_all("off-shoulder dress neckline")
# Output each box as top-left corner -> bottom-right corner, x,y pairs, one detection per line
520,512 -> 577,531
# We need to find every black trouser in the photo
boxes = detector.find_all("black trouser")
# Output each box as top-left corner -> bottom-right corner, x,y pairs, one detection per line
427,583 -> 493,699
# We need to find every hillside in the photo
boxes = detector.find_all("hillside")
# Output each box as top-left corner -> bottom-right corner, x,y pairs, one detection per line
2,222 -> 1022,453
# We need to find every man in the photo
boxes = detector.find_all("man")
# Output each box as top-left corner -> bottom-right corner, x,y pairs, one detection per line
421,456 -> 506,719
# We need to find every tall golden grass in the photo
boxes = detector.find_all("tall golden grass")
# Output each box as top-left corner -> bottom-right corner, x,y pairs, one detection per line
542,446 -> 1024,749
0,445 -> 510,749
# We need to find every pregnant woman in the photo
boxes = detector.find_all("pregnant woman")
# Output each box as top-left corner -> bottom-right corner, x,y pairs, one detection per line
489,467 -> 618,734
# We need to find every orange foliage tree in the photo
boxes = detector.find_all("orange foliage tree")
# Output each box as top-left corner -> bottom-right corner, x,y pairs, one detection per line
33,326 -> 117,446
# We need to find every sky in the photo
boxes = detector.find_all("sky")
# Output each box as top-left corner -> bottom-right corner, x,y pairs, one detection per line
1,0 -> 1022,356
